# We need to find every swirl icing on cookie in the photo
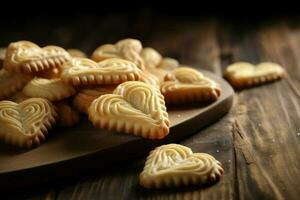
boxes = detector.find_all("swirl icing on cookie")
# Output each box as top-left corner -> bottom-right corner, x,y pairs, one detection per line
165,67 -> 205,82
161,67 -> 221,105
62,58 -> 142,86
4,41 -> 71,73
88,81 -> 169,139
0,98 -> 57,148
139,144 -> 224,188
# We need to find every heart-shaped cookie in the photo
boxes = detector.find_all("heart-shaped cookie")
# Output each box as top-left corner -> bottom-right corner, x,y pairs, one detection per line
88,81 -> 170,139
22,78 -> 76,101
139,144 -> 224,188
160,67 -> 221,105
4,41 -> 71,73
224,62 -> 286,89
91,38 -> 145,70
62,58 -> 142,86
0,98 -> 57,148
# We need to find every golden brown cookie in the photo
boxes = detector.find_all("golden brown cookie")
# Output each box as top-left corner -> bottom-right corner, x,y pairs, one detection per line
22,78 -> 76,101
72,86 -> 115,113
0,68 -> 32,100
91,38 -> 145,70
141,48 -> 162,69
161,67 -> 221,105
88,81 -> 170,139
4,41 -> 71,73
0,47 -> 6,69
62,58 -> 142,86
67,48 -> 87,58
55,102 -> 80,127
139,144 -> 224,189
34,67 -> 61,79
0,98 -> 57,148
224,62 -> 286,89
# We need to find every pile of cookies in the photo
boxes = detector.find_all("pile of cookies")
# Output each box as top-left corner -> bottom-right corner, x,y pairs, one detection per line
0,39 -> 222,149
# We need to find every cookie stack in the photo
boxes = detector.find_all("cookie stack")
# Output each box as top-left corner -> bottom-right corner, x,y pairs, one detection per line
0,39 -> 221,149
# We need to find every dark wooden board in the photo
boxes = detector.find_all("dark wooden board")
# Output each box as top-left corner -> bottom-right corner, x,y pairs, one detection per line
0,70 -> 234,190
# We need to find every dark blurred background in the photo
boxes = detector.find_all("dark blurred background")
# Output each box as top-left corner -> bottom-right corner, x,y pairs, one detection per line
1,2 -> 300,57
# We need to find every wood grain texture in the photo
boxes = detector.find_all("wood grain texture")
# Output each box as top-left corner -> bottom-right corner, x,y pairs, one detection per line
219,21 -> 300,200
3,16 -> 300,199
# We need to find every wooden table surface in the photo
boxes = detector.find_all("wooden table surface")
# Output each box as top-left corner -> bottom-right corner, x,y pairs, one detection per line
2,15 -> 300,200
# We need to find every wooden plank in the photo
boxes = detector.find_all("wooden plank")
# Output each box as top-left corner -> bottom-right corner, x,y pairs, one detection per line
219,21 -> 300,200
55,19 -> 237,200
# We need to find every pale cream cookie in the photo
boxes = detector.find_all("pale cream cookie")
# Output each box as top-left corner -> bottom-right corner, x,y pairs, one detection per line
161,67 -> 221,105
224,62 -> 286,89
22,78 -> 76,101
4,41 -> 71,73
157,57 -> 179,70
55,102 -> 80,127
0,98 -> 57,148
72,86 -> 115,113
62,58 -> 142,86
91,38 -> 145,70
139,144 -> 224,189
141,47 -> 162,69
67,48 -> 87,58
88,81 -> 170,139
0,68 -> 32,100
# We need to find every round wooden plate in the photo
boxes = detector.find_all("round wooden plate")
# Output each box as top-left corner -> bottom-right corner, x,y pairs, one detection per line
0,70 -> 234,190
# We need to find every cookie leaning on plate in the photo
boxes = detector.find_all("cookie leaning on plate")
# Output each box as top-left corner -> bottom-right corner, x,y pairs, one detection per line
62,58 -> 142,86
161,67 -> 221,105
139,144 -> 224,189
0,98 -> 57,148
4,41 -> 71,73
224,62 -> 286,89
88,81 -> 170,139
